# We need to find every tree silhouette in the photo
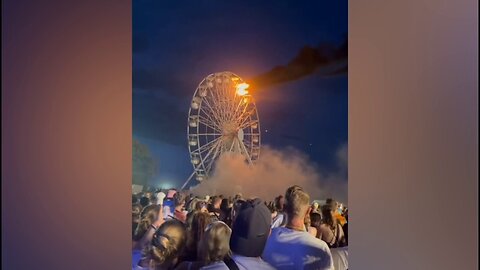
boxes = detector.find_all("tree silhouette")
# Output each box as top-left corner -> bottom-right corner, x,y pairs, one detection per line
132,139 -> 157,186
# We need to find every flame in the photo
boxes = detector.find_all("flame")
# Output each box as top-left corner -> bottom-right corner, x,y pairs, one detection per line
236,83 -> 249,96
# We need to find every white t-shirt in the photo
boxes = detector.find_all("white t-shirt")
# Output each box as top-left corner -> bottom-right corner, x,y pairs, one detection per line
271,212 -> 286,229
330,246 -> 348,270
262,227 -> 334,270
200,255 -> 275,270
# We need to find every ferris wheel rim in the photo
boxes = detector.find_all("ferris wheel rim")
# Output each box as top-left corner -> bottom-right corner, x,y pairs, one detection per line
187,71 -> 261,183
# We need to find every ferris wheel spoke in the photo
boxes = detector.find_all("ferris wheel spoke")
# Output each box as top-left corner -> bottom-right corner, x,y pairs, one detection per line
234,102 -> 251,124
207,84 -> 226,122
198,115 -> 222,131
238,139 -> 254,165
226,82 -> 237,120
204,140 -> 223,174
230,96 -> 248,122
197,133 -> 222,136
201,98 -> 224,126
199,104 -> 217,123
238,119 -> 259,130
227,91 -> 241,121
202,96 -> 223,122
228,139 -> 236,152
221,80 -> 235,122
237,109 -> 256,127
200,108 -> 223,131
193,136 -> 222,154
198,138 -> 222,171
238,116 -> 252,129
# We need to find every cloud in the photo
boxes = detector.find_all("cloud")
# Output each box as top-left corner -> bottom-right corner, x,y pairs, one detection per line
250,38 -> 348,90
191,143 -> 348,204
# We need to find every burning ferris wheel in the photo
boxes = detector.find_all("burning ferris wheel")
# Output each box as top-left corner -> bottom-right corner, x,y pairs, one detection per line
181,71 -> 261,189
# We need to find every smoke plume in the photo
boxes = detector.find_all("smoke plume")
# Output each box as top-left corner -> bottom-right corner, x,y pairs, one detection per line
250,38 -> 348,89
191,144 -> 348,204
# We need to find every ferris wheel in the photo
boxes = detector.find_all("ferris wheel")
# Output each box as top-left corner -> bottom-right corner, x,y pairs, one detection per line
181,71 -> 261,189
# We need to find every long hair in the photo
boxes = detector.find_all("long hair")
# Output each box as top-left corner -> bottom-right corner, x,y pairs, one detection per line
321,204 -> 336,230
133,204 -> 161,241
146,220 -> 187,270
198,221 -> 232,264
184,212 -> 213,261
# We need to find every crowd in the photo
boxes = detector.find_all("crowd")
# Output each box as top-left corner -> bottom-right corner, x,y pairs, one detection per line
132,185 -> 348,270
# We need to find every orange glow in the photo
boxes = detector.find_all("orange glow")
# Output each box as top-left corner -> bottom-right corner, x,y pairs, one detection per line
236,83 -> 249,96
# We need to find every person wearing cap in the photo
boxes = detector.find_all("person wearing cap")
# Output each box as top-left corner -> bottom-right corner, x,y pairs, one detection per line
263,186 -> 334,270
200,198 -> 275,270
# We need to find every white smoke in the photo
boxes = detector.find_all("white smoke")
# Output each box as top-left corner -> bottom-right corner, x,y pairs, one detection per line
191,143 -> 348,204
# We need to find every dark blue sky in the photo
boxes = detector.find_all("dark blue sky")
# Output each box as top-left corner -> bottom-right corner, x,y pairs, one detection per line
133,0 -> 348,188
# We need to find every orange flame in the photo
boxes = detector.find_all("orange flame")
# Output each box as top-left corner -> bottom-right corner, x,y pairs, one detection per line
236,83 -> 249,96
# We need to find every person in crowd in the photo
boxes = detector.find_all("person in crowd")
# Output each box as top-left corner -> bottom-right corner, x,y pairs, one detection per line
133,194 -> 140,204
219,198 -> 232,226
208,196 -> 222,219
167,189 -> 178,199
200,199 -> 275,270
310,212 -> 323,239
186,200 -> 209,229
335,207 -> 347,227
342,208 -> 348,244
304,209 -> 317,237
133,206 -> 165,268
173,192 -> 188,223
232,194 -> 243,206
134,219 -> 187,270
326,198 -> 347,226
263,185 -> 334,270
271,195 -> 286,228
311,201 -> 320,214
318,204 -> 347,248
176,221 -> 232,270
162,189 -> 177,218
133,203 -> 143,239
181,212 -> 214,262
141,196 -> 152,209
198,221 -> 232,266
266,201 -> 278,220
229,198 -> 245,226
133,205 -> 163,249
185,196 -> 197,213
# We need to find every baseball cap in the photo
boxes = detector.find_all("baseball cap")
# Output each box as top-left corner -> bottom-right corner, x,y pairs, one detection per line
230,198 -> 272,257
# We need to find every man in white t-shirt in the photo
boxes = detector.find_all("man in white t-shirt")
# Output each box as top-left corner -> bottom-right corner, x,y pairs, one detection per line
262,185 -> 334,270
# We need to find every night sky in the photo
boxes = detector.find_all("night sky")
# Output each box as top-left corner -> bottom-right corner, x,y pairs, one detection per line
133,0 -> 348,188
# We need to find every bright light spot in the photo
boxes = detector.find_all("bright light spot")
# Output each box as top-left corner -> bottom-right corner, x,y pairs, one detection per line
236,83 -> 249,96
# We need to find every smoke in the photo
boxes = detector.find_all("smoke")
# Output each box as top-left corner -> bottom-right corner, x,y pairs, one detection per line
250,38 -> 348,89
191,144 -> 348,204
